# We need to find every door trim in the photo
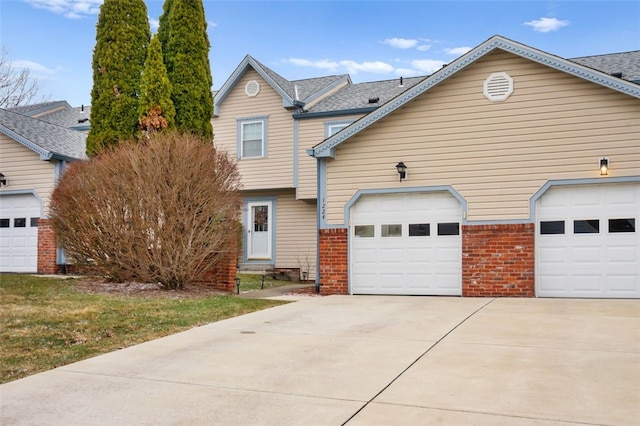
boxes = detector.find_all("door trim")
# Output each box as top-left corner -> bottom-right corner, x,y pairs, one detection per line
245,199 -> 275,262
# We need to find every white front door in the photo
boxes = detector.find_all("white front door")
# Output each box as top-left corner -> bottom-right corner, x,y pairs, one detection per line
0,194 -> 41,273
247,201 -> 272,260
536,183 -> 640,298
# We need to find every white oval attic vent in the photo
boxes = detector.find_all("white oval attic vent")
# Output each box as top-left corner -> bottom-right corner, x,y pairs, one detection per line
483,72 -> 513,102
245,80 -> 260,97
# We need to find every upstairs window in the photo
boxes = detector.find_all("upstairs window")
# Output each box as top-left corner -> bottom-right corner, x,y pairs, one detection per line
325,120 -> 354,138
238,116 -> 268,159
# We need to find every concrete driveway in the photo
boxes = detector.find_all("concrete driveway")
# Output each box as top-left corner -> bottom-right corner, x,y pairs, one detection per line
1,296 -> 639,425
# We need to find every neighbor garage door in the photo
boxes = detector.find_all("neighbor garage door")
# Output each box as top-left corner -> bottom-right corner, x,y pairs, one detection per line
350,192 -> 462,295
536,183 -> 640,298
0,194 -> 41,273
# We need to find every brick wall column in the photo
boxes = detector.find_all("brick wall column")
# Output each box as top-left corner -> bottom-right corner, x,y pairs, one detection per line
318,228 -> 348,295
462,223 -> 534,297
212,236 -> 238,293
195,237 -> 238,293
37,218 -> 58,274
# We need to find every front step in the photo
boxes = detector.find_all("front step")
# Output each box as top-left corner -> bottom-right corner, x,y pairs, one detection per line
237,263 -> 274,274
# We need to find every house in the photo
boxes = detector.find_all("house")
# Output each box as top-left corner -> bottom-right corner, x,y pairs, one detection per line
213,55 -> 423,279
0,104 -> 87,273
308,35 -> 640,298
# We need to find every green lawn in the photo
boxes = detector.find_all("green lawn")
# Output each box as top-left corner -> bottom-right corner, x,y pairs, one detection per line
236,272 -> 301,292
0,274 -> 287,384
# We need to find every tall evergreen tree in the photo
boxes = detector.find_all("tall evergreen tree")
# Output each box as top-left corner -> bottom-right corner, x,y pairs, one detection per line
161,0 -> 213,138
138,34 -> 175,134
157,0 -> 174,61
87,0 -> 150,155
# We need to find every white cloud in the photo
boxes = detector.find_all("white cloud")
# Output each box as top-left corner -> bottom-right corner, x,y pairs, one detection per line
339,60 -> 394,74
416,44 -> 431,52
24,0 -> 103,19
410,59 -> 447,74
383,38 -> 419,49
286,58 -> 340,71
394,67 -> 421,77
286,57 -> 395,75
524,17 -> 570,33
443,46 -> 472,56
12,59 -> 64,81
12,60 -> 59,74
149,18 -> 159,33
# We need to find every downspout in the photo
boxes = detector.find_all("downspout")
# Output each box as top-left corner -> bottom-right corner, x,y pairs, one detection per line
309,148 -> 321,294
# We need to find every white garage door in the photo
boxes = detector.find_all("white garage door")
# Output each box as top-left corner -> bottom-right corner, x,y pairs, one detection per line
536,183 -> 640,298
350,192 -> 462,295
0,194 -> 41,273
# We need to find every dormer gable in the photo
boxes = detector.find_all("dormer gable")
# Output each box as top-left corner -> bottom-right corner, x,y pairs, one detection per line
214,55 -> 349,116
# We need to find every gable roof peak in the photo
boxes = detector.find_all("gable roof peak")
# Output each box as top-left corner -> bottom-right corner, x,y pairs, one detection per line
215,55 -> 353,114
311,34 -> 640,158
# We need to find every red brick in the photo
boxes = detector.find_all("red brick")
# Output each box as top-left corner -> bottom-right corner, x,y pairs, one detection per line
462,223 -> 534,297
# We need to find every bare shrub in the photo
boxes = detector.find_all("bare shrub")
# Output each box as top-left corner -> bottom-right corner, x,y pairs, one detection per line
50,131 -> 242,289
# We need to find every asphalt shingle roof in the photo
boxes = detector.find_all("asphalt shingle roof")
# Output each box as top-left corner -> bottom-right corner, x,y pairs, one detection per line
291,75 -> 348,102
0,108 -> 87,160
7,101 -> 70,116
307,76 -> 426,113
569,51 -> 640,83
36,105 -> 91,131
249,56 -> 347,102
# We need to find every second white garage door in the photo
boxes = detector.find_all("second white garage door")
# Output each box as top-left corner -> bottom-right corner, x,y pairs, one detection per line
350,192 -> 462,295
0,194 -> 41,273
536,183 -> 640,298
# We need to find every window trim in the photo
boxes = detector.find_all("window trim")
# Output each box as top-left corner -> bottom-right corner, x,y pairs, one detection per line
324,120 -> 354,138
237,116 -> 268,159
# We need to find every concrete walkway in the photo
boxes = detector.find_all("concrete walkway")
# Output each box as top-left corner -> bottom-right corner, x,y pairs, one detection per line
1,296 -> 639,425
237,283 -> 315,299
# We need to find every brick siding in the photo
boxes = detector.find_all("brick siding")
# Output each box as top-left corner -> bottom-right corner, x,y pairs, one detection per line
318,228 -> 348,295
462,223 -> 535,297
193,237 -> 238,293
37,219 -> 58,274
317,223 -> 535,297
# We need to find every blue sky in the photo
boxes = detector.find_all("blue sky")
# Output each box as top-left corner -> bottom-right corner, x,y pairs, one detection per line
1,0 -> 638,107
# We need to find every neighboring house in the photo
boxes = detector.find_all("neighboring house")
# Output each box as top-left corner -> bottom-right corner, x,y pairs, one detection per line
0,105 -> 87,273
8,100 -> 92,133
309,35 -> 640,298
213,55 -> 423,279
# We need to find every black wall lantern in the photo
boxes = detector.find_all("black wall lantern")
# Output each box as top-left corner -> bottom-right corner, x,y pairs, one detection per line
0,173 -> 6,186
395,162 -> 407,182
599,158 -> 609,176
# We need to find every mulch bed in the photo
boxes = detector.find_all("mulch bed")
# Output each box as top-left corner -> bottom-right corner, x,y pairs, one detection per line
74,278 -> 227,299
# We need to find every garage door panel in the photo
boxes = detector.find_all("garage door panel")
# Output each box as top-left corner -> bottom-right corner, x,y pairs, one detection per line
351,192 -> 462,295
436,247 -> 459,262
608,245 -> 637,263
608,276 -> 639,295
539,275 -> 569,293
536,183 -> 640,298
572,276 -> 604,293
573,245 -> 603,263
538,245 -> 567,264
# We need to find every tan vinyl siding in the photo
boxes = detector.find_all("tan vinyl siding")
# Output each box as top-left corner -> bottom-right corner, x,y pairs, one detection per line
297,114 -> 362,200
0,135 -> 56,215
213,69 -> 295,190
275,191 -> 317,279
325,50 -> 640,224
